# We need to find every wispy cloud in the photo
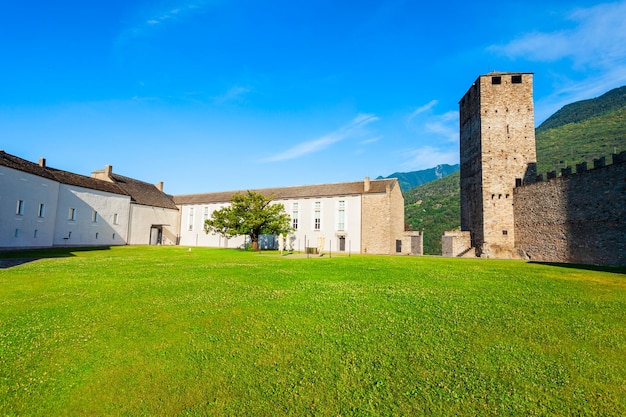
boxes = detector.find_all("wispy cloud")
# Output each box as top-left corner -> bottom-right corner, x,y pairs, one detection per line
489,1 -> 626,121
361,135 -> 383,145
212,86 -> 252,105
400,146 -> 459,171
119,0 -> 215,39
490,1 -> 626,69
406,100 -> 438,124
406,101 -> 459,143
402,101 -> 460,168
263,114 -> 379,162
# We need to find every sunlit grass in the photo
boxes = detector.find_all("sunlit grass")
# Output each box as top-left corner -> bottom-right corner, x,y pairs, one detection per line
1,246 -> 625,416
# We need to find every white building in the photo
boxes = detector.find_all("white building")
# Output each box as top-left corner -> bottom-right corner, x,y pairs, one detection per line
0,151 -> 175,249
1,150 -> 417,255
175,177 -> 408,255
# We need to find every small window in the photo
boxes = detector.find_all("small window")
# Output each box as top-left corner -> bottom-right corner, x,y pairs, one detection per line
113,213 -> 119,225
314,202 -> 321,230
492,76 -> 502,85
38,203 -> 46,218
512,75 -> 522,84
188,208 -> 194,231
16,200 -> 24,215
292,203 -> 299,230
112,233 -> 116,240
69,208 -> 76,220
503,230 -> 508,236
92,211 -> 99,223
34,229 -> 39,238
95,232 -> 99,239
15,229 -> 20,238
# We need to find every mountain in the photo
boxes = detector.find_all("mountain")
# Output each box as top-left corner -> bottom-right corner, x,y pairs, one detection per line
535,86 -> 626,175
404,171 -> 460,255
405,85 -> 626,255
377,164 -> 459,192
537,86 -> 626,132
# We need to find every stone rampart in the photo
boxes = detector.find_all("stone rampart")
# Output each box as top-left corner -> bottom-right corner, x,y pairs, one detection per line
514,152 -> 626,266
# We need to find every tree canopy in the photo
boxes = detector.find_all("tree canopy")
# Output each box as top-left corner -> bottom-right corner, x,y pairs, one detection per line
203,190 -> 292,251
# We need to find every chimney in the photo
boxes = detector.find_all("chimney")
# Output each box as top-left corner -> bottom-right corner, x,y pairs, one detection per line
156,181 -> 164,192
38,158 -> 46,168
92,165 -> 114,182
364,176 -> 371,192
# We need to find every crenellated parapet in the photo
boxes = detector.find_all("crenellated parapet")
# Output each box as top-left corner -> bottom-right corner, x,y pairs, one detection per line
516,151 -> 626,187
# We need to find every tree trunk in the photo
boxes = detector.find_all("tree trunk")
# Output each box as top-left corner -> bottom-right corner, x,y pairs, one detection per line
251,235 -> 259,251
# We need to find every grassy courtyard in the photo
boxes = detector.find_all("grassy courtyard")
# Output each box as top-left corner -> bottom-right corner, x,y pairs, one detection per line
1,246 -> 625,416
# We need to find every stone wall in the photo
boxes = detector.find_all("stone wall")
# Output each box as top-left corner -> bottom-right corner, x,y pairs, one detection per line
514,153 -> 626,266
361,181 -> 405,254
441,231 -> 473,258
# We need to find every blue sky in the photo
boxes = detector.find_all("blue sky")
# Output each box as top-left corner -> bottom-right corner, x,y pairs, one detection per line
1,0 -> 625,194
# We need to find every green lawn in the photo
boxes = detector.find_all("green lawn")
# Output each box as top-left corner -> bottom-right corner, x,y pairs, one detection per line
1,247 -> 625,416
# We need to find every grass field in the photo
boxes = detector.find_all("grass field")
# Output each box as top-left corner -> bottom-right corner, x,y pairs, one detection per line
1,246 -> 625,416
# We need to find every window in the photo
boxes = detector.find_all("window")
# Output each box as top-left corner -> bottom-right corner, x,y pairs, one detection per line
112,233 -> 116,240
16,200 -> 24,215
512,75 -> 522,84
337,200 -> 345,231
314,202 -> 321,230
15,229 -> 20,238
69,208 -> 76,220
292,203 -> 299,230
188,207 -> 194,231
92,210 -> 99,223
203,207 -> 209,222
113,213 -> 119,225
492,76 -> 502,85
34,229 -> 39,238
95,232 -> 99,239
38,203 -> 45,218
503,230 -> 508,236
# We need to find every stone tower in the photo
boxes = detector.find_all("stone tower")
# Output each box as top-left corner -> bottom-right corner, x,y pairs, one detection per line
459,72 -> 537,258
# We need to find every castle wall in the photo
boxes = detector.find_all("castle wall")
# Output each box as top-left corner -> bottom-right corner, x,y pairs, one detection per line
514,154 -> 626,266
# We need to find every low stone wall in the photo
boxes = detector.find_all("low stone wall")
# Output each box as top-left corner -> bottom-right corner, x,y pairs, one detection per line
514,154 -> 625,266
442,230 -> 474,258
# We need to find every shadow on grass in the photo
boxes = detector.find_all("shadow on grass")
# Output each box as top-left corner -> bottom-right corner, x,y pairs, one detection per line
0,246 -> 112,269
529,261 -> 626,275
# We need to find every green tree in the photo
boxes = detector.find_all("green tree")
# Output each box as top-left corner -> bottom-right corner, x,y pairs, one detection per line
204,190 -> 292,251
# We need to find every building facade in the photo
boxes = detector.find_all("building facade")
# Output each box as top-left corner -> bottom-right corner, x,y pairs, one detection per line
1,151 -> 409,255
175,177 -> 408,255
0,151 -> 175,249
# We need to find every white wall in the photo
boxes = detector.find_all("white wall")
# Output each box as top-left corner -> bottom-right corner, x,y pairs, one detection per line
53,184 -> 131,246
178,195 -> 362,253
0,166 -> 59,248
127,205 -> 179,245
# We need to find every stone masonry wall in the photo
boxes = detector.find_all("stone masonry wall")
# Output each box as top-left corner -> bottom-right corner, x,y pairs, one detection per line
361,182 -> 405,254
459,72 -> 536,257
514,154 -> 626,266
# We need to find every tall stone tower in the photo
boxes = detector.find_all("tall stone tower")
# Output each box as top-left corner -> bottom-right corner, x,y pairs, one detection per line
459,72 -> 537,258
